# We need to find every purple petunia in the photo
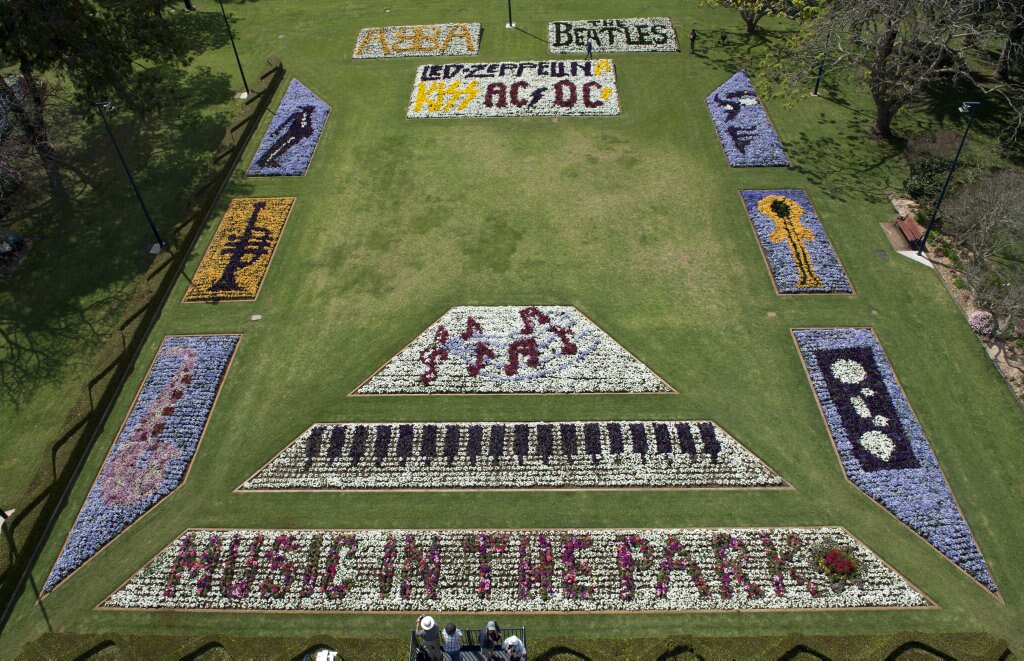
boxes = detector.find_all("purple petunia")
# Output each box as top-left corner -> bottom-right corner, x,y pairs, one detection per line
246,79 -> 330,177
794,328 -> 997,592
706,70 -> 789,167
43,335 -> 239,594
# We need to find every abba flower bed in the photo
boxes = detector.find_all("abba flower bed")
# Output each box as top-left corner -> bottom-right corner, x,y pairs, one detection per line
794,328 -> 997,592
408,60 -> 620,119
246,79 -> 330,176
548,18 -> 678,53
101,527 -> 928,612
355,306 -> 671,394
43,335 -> 239,594
706,71 -> 789,167
353,23 -> 481,59
741,190 -> 852,294
240,421 -> 785,490
183,198 -> 295,303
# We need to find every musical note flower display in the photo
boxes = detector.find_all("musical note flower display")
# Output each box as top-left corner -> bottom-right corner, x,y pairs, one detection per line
100,527 -> 929,611
43,335 -> 239,594
184,197 -> 294,303
247,79 -> 330,176
793,328 -> 997,592
354,306 -> 671,394
706,70 -> 789,167
239,420 -> 786,490
741,190 -> 852,294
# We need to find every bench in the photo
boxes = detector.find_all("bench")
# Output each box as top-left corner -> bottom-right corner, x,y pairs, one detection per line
895,214 -> 924,250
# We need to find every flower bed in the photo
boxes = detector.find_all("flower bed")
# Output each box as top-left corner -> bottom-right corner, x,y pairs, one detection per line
706,71 -> 789,167
353,23 -> 481,59
240,421 -> 785,490
407,60 -> 620,119
793,328 -> 997,592
101,527 -> 927,611
741,190 -> 851,294
183,198 -> 295,302
246,79 -> 330,176
355,306 -> 670,394
43,335 -> 239,594
548,18 -> 678,53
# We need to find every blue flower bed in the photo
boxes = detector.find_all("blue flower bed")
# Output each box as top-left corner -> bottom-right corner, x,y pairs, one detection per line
794,328 -> 997,592
43,335 -> 239,594
741,190 -> 852,293
706,70 -> 789,167
246,79 -> 330,176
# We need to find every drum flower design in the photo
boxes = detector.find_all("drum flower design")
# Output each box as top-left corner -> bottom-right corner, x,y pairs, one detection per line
247,79 -> 330,176
43,335 -> 239,594
184,198 -> 295,303
706,70 -> 789,167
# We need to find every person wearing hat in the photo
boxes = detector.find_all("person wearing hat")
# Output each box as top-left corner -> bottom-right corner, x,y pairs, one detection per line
415,615 -> 444,661
502,634 -> 527,661
479,621 -> 501,660
441,621 -> 463,660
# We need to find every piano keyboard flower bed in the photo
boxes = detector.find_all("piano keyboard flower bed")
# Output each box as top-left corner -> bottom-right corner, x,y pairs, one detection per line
246,79 -> 330,177
43,335 -> 240,594
706,71 -> 789,167
794,328 -> 998,593
741,190 -> 852,294
184,198 -> 295,303
239,421 -> 786,490
100,527 -> 929,612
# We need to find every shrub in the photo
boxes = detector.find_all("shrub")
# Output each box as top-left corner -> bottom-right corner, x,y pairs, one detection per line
904,157 -> 952,202
968,310 -> 995,336
953,276 -> 966,289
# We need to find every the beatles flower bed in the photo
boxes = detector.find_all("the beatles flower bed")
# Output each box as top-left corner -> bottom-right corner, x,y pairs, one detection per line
183,198 -> 295,303
353,23 -> 481,59
247,79 -> 330,176
706,71 -> 789,167
101,527 -> 928,612
741,191 -> 852,294
548,18 -> 678,53
240,421 -> 785,490
43,335 -> 239,594
408,60 -> 620,119
355,306 -> 671,394
793,328 -> 997,592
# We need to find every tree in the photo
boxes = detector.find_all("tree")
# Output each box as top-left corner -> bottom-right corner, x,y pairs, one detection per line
701,0 -> 811,34
0,0 -> 192,197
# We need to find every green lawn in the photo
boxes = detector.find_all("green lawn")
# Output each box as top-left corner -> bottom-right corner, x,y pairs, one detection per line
4,0 -> 1024,657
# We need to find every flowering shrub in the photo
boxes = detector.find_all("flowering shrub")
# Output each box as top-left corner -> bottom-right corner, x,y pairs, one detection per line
240,420 -> 785,489
706,71 -> 789,167
356,306 -> 671,394
101,527 -> 928,611
548,18 -> 678,53
246,79 -> 330,176
794,328 -> 997,592
968,310 -> 994,336
43,335 -> 239,594
353,23 -> 480,58
183,198 -> 295,302
741,190 -> 852,294
408,60 -> 620,119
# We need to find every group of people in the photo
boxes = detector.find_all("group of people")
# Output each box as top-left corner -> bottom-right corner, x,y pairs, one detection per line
415,616 -> 526,661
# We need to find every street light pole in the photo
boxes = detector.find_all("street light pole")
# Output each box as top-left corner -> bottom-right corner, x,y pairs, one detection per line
505,0 -> 515,29
811,32 -> 829,96
95,102 -> 166,250
918,101 -> 980,256
219,0 -> 250,97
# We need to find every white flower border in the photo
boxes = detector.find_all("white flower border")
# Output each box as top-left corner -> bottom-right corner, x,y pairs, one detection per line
353,23 -> 481,59
548,18 -> 679,53
101,527 -> 930,612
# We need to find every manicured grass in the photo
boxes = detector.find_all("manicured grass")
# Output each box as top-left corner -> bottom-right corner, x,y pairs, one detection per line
4,0 -> 1024,656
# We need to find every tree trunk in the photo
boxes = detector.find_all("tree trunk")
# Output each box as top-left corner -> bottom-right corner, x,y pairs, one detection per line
996,22 -> 1024,81
872,99 -> 899,140
16,59 -> 66,201
740,9 -> 763,34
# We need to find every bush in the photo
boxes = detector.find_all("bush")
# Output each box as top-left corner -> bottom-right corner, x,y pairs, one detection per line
953,276 -> 966,289
904,157 -> 952,202
969,310 -> 995,336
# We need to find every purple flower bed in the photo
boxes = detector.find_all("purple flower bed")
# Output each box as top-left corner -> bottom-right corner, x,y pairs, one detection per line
706,70 -> 789,167
741,190 -> 852,293
794,328 -> 997,592
43,335 -> 239,594
246,79 -> 330,176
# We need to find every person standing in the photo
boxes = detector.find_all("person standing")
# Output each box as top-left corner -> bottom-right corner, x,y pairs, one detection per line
585,39 -> 594,61
415,615 -> 443,661
441,622 -> 463,660
689,29 -> 698,54
479,621 -> 502,660
502,634 -> 527,660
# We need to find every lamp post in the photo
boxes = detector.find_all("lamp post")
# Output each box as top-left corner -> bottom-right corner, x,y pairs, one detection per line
95,102 -> 166,251
218,0 -> 250,97
918,101 -> 980,256
505,0 -> 515,29
811,32 -> 830,96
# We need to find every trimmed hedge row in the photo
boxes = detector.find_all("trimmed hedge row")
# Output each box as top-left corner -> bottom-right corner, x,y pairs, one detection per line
17,631 -> 1009,660
0,56 -> 286,626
